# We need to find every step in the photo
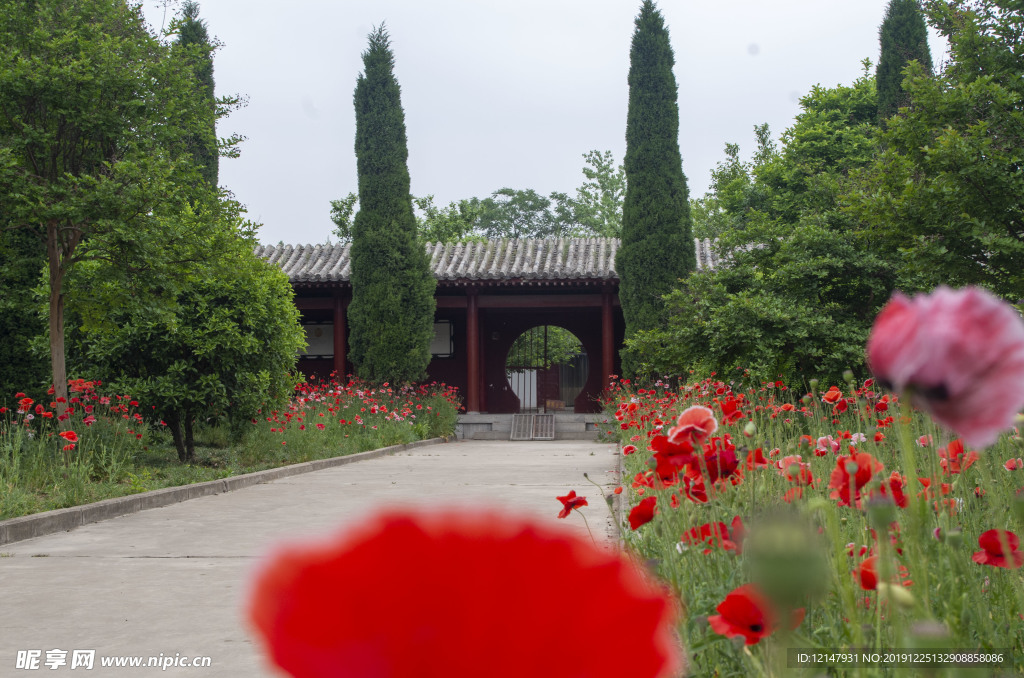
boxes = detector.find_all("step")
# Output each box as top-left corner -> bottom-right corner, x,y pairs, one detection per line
468,431 -> 599,441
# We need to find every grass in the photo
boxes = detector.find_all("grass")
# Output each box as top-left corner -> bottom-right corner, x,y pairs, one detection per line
0,379 -> 460,520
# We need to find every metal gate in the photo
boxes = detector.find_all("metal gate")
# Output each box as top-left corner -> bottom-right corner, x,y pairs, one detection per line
505,325 -> 588,414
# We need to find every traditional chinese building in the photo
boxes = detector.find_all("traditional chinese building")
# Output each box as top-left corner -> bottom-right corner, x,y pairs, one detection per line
259,237 -> 718,414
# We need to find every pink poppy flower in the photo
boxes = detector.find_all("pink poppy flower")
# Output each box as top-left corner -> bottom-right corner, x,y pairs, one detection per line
866,286 -> 1024,447
667,405 -> 717,446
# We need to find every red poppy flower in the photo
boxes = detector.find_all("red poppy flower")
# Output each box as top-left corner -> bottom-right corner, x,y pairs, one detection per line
680,471 -> 708,504
938,439 -> 979,475
875,471 -> 908,508
680,516 -> 745,554
666,405 -> 717,445
708,584 -> 805,645
821,386 -> 843,404
866,286 -> 1024,447
828,451 -> 884,508
555,490 -> 588,519
629,496 -> 658,530
745,447 -> 769,470
650,433 -> 697,468
58,430 -> 79,443
248,510 -> 682,677
972,529 -> 1024,569
856,555 -> 912,589
714,396 -> 745,424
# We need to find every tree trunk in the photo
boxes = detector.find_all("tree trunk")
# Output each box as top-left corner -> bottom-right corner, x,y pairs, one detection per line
166,411 -> 188,463
183,412 -> 195,463
46,219 -> 71,466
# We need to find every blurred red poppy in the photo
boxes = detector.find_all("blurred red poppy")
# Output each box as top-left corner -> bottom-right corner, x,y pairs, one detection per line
972,529 -> 1023,569
249,510 -> 682,677
708,584 -> 804,645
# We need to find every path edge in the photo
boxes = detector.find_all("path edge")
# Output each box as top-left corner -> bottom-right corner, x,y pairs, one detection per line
0,437 -> 448,546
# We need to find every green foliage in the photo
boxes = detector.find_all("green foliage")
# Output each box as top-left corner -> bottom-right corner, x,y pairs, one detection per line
66,199 -> 305,462
628,223 -> 896,384
172,1 -> 219,187
617,1 -> 694,377
477,188 -> 580,239
329,192 -> 358,241
876,0 -> 933,121
0,228 -> 48,397
0,0 -> 231,411
848,1 -> 1024,299
690,125 -> 776,241
570,150 -> 627,238
348,25 -> 437,383
332,149 -> 625,243
413,195 -> 484,243
626,72 -> 893,385
505,326 -> 583,371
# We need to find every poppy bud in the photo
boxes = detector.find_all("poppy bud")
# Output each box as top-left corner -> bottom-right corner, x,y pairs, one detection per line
743,420 -> 757,437
843,370 -> 854,384
809,379 -> 819,390
876,582 -> 915,610
746,517 -> 827,608
865,494 -> 896,530
947,529 -> 963,549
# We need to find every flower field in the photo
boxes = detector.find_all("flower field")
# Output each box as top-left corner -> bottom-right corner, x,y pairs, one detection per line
597,291 -> 1024,677
0,377 -> 459,520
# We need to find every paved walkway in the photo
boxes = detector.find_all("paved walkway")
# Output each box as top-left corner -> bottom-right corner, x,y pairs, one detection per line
0,440 -> 619,676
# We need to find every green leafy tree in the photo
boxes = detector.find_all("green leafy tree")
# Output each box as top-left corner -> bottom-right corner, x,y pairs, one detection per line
413,195 -> 484,243
347,26 -> 436,382
478,188 -> 562,239
330,192 -> 359,241
628,73 -> 895,384
506,326 -> 583,371
616,1 -> 694,377
67,200 -> 304,462
876,0 -> 933,121
172,1 -> 220,187
573,150 -> 626,238
0,0 -> 225,414
0,229 -> 48,397
847,0 -> 1024,298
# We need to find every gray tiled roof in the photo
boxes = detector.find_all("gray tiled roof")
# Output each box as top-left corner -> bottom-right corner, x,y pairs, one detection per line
257,237 -> 719,284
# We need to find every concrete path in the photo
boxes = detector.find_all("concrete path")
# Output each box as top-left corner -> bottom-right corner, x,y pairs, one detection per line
0,440 -> 619,677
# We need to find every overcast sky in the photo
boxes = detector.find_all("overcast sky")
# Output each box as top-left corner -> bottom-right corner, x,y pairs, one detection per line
138,1 -> 947,246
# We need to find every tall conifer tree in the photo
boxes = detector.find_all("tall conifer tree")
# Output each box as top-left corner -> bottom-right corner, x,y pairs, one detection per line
876,0 -> 933,121
174,1 -> 218,186
348,26 -> 436,382
616,1 -> 694,377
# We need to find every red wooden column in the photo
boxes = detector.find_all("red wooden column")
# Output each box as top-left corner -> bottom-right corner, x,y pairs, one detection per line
601,287 -> 614,389
333,294 -> 347,378
466,288 -> 480,412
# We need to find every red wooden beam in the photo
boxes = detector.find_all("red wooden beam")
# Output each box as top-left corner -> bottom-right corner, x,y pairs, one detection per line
294,297 -> 335,310
478,294 -> 604,308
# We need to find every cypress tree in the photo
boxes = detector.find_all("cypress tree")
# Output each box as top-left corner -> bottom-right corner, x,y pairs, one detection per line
175,1 -> 218,186
616,1 -> 694,377
876,0 -> 933,121
348,25 -> 436,382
